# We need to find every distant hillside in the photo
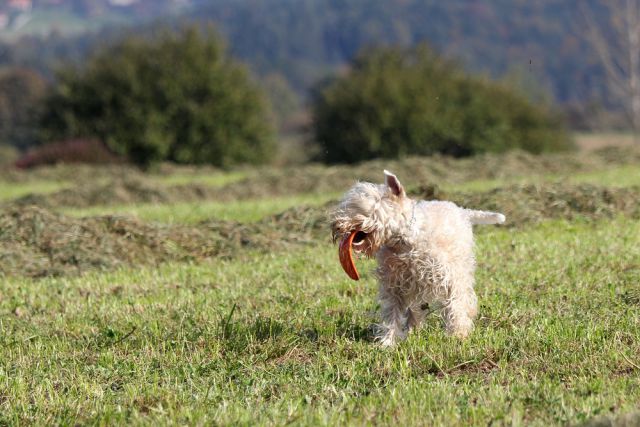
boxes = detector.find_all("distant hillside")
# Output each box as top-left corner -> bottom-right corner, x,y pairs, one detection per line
0,0 -> 619,124
187,0 -> 603,106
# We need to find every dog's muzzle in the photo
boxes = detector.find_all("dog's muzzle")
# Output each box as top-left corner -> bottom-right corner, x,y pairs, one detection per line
338,230 -> 366,281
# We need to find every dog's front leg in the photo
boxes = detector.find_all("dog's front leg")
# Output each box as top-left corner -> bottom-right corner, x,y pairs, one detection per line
377,285 -> 409,347
406,304 -> 427,331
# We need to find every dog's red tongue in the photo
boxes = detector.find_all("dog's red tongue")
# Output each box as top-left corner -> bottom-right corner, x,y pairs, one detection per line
339,231 -> 360,281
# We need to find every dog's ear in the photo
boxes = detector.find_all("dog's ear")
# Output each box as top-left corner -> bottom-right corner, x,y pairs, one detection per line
384,170 -> 405,197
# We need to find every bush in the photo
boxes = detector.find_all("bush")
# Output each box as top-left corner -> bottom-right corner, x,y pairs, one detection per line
313,45 -> 572,163
40,26 -> 276,167
14,139 -> 122,169
0,68 -> 47,151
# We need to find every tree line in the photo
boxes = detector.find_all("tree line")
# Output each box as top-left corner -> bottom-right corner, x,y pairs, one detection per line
0,25 -> 571,167
0,1 -> 627,115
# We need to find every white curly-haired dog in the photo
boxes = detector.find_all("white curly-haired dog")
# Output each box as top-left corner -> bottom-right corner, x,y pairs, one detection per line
331,170 -> 505,346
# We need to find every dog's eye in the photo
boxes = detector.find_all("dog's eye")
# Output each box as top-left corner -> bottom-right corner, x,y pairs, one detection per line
353,231 -> 367,243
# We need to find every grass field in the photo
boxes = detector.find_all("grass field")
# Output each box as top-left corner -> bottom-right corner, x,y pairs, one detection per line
0,151 -> 639,425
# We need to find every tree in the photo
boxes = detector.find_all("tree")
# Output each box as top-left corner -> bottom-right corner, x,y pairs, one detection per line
313,45 -> 570,164
40,26 -> 276,167
580,0 -> 640,140
0,67 -> 47,150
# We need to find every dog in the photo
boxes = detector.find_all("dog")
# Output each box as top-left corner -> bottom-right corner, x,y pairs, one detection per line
331,170 -> 505,346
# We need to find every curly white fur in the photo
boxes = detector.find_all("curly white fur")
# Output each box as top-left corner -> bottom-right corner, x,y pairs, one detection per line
331,170 -> 505,346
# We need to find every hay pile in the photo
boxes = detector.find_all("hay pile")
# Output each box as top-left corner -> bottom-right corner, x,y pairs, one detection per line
4,146 -> 640,208
0,163 -> 146,184
0,204 -> 331,278
1,183 -> 638,278
448,183 -> 640,225
193,147 -> 640,201
10,178 -> 225,209
0,206 -> 206,277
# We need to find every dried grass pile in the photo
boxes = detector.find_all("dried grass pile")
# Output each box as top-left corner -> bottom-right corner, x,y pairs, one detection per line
1,181 -> 638,278
4,146 -> 640,208
0,204 -> 331,278
11,178 -> 223,209
212,147 -> 640,201
420,183 -> 640,225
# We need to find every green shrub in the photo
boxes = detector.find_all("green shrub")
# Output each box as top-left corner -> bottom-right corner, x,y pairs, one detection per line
40,26 -> 276,167
0,68 -> 47,151
313,45 -> 571,163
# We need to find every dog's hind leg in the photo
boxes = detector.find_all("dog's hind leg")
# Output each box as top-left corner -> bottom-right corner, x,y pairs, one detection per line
442,271 -> 477,338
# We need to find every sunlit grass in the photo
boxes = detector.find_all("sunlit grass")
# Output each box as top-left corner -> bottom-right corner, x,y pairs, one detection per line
2,153 -> 640,424
0,180 -> 70,201
567,164 -> 640,186
0,217 -> 638,424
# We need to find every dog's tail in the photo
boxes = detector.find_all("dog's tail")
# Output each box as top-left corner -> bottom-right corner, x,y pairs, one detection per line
466,209 -> 506,225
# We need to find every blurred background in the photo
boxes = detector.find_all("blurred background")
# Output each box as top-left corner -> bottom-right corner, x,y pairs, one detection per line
0,0 -> 638,169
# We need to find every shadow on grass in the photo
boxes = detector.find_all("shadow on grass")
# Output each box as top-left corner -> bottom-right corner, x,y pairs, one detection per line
580,410 -> 640,427
334,313 -> 377,343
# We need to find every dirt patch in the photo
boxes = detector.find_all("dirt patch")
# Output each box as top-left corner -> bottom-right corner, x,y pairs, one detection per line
574,133 -> 637,151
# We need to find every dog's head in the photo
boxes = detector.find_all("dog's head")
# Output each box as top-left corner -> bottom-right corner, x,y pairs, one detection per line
331,170 -> 411,279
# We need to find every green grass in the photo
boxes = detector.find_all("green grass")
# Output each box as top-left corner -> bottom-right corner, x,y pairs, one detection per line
568,164 -> 640,187
1,217 -> 638,424
2,156 -> 640,423
65,192 -> 340,224
0,180 -> 69,201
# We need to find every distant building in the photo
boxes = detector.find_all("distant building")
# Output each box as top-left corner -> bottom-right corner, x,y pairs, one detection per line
109,0 -> 139,6
8,0 -> 32,12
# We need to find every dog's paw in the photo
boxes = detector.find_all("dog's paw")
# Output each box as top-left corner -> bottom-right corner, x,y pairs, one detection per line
446,317 -> 474,339
375,326 -> 406,347
378,334 -> 397,347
